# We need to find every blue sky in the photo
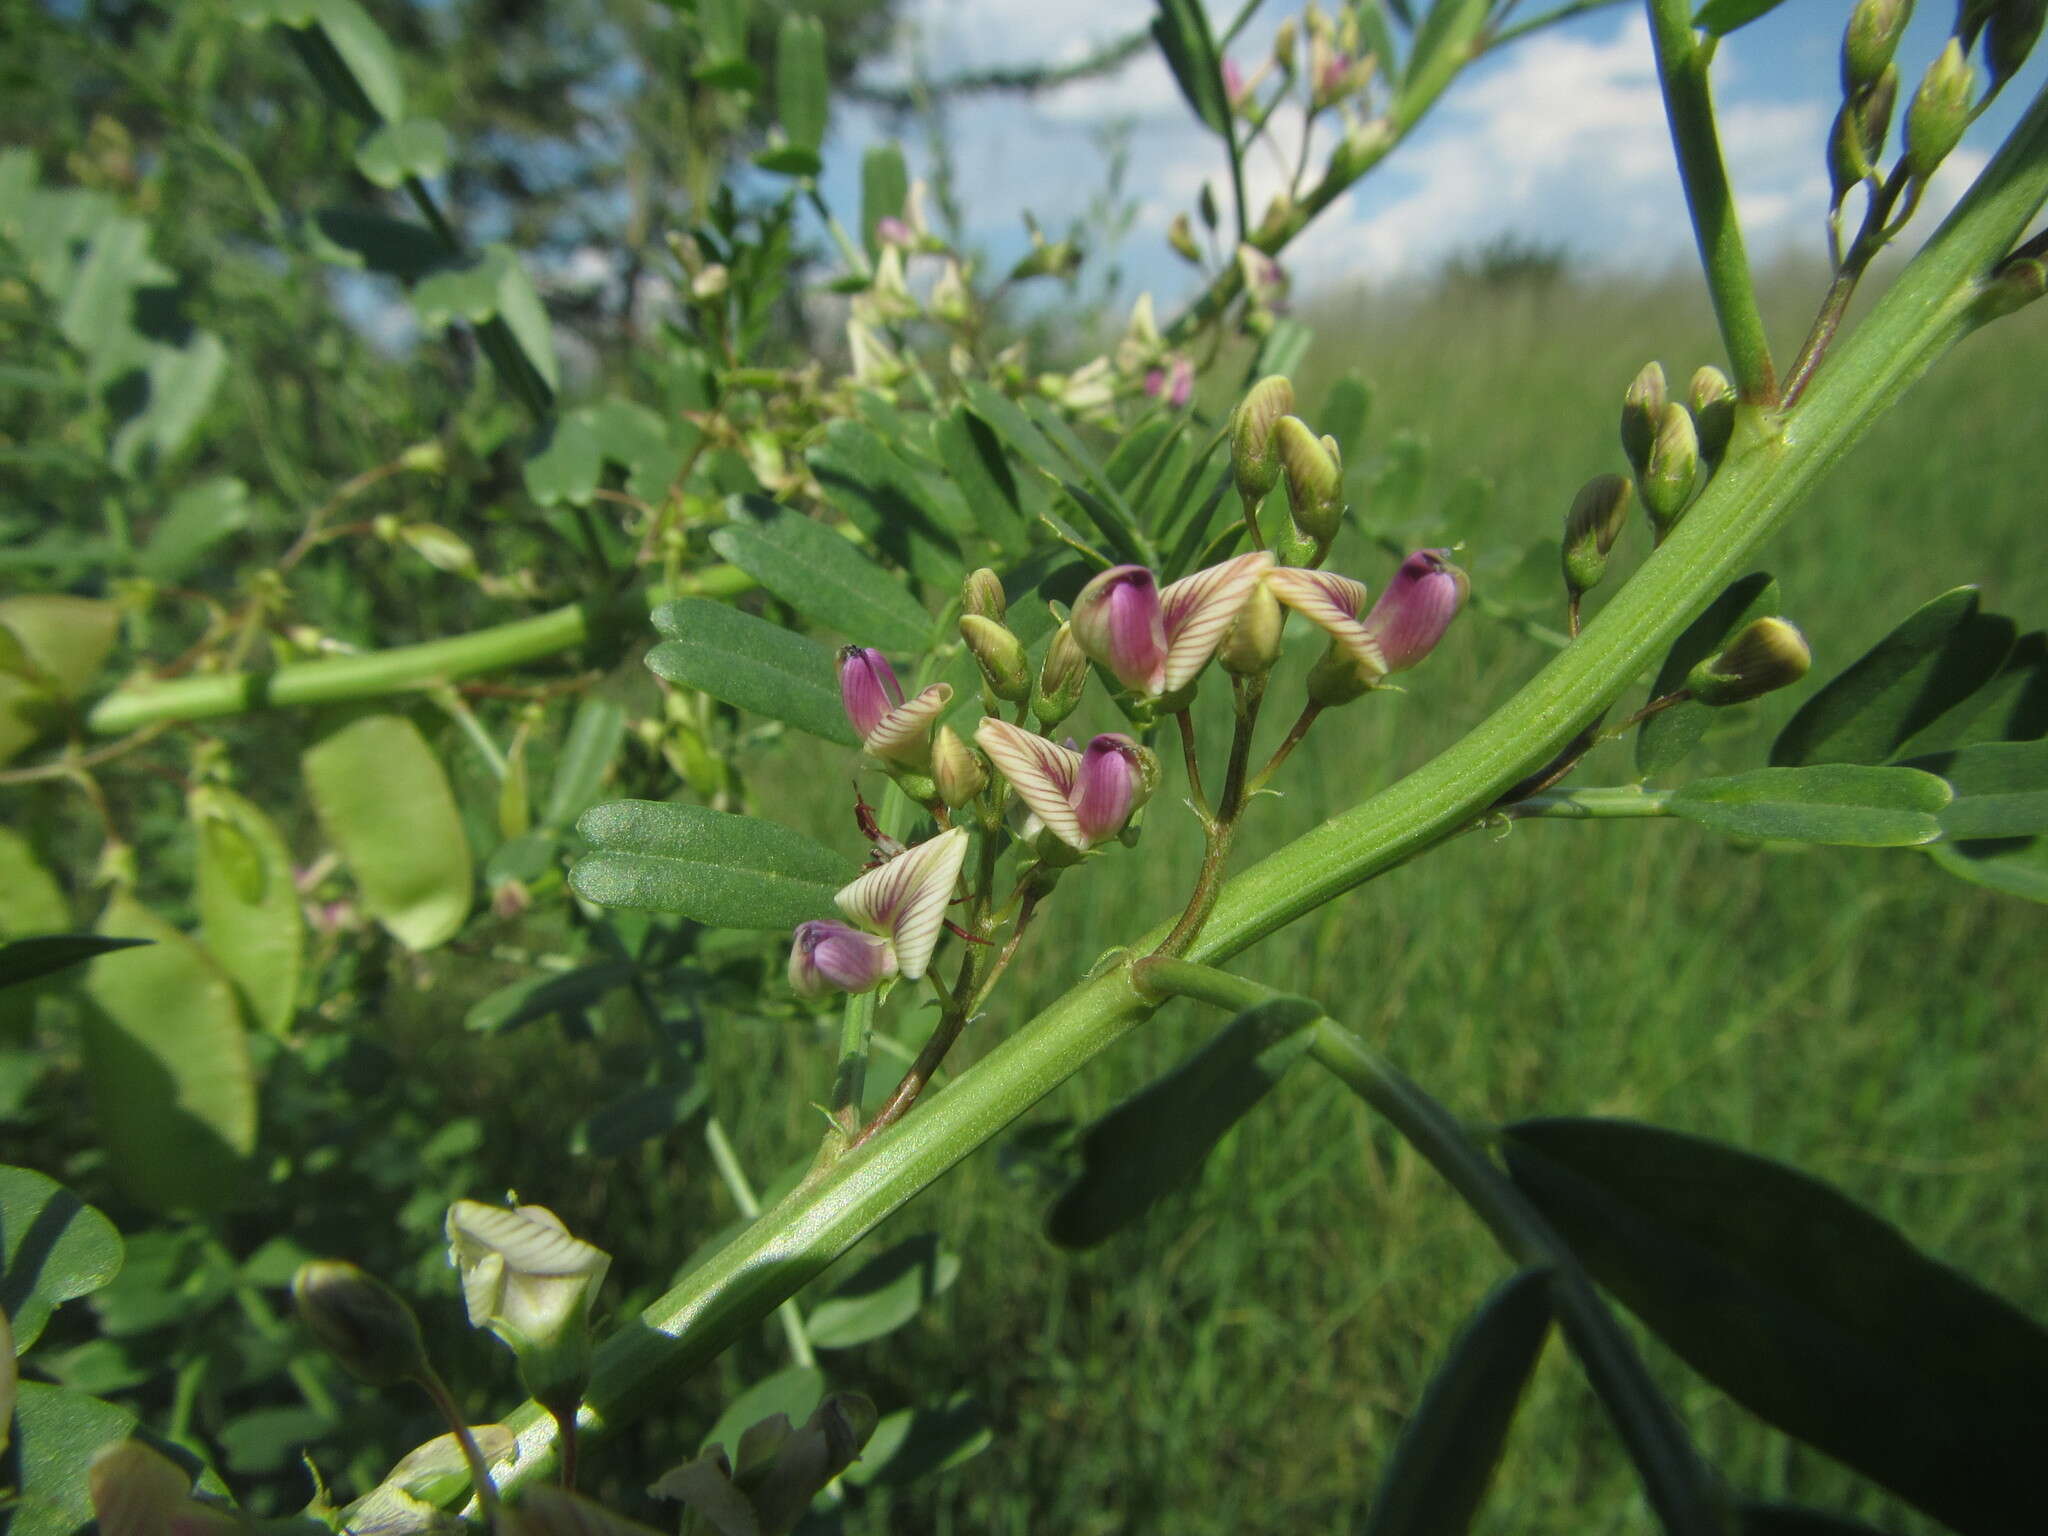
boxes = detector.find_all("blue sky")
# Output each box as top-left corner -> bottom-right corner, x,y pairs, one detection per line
819,1 -> 2033,304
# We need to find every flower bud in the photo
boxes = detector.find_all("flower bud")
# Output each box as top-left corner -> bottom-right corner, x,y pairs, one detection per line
1842,0 -> 1912,96
960,614 -> 1031,703
1168,212 -> 1203,264
292,1260 -> 430,1386
1561,475 -> 1633,599
1272,17 -> 1298,69
1989,0 -> 2048,89
1978,254 -> 2048,318
1620,361 -> 1667,481
930,725 -> 988,809
1686,617 -> 1812,705
1641,402 -> 1700,537
1688,365 -> 1737,464
1230,375 -> 1296,506
1905,40 -> 1974,183
788,919 -> 896,997
839,646 -> 904,740
1273,415 -> 1344,545
1360,549 -> 1468,673
930,259 -> 971,325
1219,580 -> 1285,675
1073,735 -> 1151,845
446,1201 -> 611,1400
1034,622 -> 1088,727
1071,565 -> 1167,693
962,567 -> 1006,622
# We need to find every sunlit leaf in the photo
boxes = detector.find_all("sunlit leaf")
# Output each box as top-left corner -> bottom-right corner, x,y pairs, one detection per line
1666,764 -> 1949,846
192,785 -> 303,1035
805,1234 -> 960,1349
842,1393 -> 992,1488
807,420 -> 967,590
0,1165 -> 124,1354
934,405 -> 1031,557
139,477 -> 252,583
0,936 -> 147,993
570,800 -> 856,927
646,598 -> 858,745
859,144 -> 908,260
354,118 -> 452,188
1151,0 -> 1230,136
1693,0 -> 1790,36
710,496 -> 934,653
775,14 -> 828,154
7,1383 -> 138,1536
698,1366 -> 824,1457
465,960 -> 638,1035
543,695 -> 629,831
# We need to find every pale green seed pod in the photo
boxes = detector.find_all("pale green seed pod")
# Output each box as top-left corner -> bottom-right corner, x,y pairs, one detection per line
1033,622 -> 1089,728
930,725 -> 989,808
1688,366 -> 1737,464
1641,402 -> 1700,536
962,567 -> 1006,622
960,614 -> 1031,703
1561,474 -> 1633,599
1842,0 -> 1913,96
1620,361 -> 1668,481
1219,580 -> 1285,676
1273,415 -> 1344,545
292,1261 -> 430,1387
1686,617 -> 1812,705
1230,375 -> 1297,507
1905,40 -> 1975,183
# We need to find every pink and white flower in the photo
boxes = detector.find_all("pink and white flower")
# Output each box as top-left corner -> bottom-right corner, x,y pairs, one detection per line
1069,551 -> 1273,697
976,721 -> 1155,851
787,827 -> 971,997
838,645 -> 953,768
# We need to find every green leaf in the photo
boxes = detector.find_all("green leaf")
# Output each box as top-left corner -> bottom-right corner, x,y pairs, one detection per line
0,828 -> 68,936
1737,1506 -> 1898,1536
752,142 -> 823,178
1320,371 -> 1373,462
646,598 -> 859,746
81,898 -> 257,1214
1047,996 -> 1320,1248
570,800 -> 857,927
842,1393 -> 992,1488
1896,630 -> 2048,756
700,1365 -> 824,1456
776,14 -> 828,153
808,419 -> 967,590
464,960 -> 638,1035
573,1080 -> 709,1157
523,413 -> 602,507
860,144 -> 909,260
710,496 -> 934,653
1906,739 -> 2048,839
1361,1268 -> 1554,1536
1402,0 -> 1486,102
1772,588 -> 2016,767
1254,318 -> 1313,383
412,245 -> 559,398
1666,764 -> 1949,846
0,594 -> 118,702
543,695 -> 629,831
303,713 -> 473,950
1151,0 -> 1230,136
1638,573 -> 1780,778
934,405 -> 1030,556
191,786 -> 303,1035
805,1233 -> 961,1349
0,936 -> 147,992
139,477 -> 252,583
310,0 -> 406,121
0,1165 -> 124,1354
1693,0 -> 1790,35
1504,1117 -> 2048,1536
354,117 -> 453,188
308,206 -> 447,280
109,331 -> 227,478
7,1383 -> 138,1536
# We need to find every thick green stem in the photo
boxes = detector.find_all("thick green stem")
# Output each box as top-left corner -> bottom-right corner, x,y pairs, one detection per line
391,77 -> 2048,1515
1643,0 -> 1777,404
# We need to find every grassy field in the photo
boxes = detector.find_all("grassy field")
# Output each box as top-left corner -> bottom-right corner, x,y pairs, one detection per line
665,271 -> 2048,1534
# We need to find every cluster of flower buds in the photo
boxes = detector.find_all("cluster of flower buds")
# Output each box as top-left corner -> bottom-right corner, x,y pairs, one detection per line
1619,360 -> 1734,541
1831,0 -> 1909,206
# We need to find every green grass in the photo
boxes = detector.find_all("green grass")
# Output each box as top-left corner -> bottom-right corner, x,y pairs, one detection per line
682,272 -> 2048,1534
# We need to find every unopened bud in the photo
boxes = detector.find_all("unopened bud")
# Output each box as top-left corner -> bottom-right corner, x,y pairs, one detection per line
292,1261 -> 430,1386
1620,361 -> 1668,480
962,567 -> 1006,622
1168,212 -> 1203,265
930,725 -> 988,808
1219,580 -> 1285,675
398,439 -> 447,475
1033,622 -> 1089,728
1842,0 -> 1912,96
1978,254 -> 2048,318
1989,0 -> 2047,89
1688,366 -> 1737,464
1905,40 -> 1974,183
1230,375 -> 1296,506
960,613 -> 1031,702
1641,402 -> 1700,537
1272,17 -> 1298,68
1686,617 -> 1812,705
1561,475 -> 1633,598
1273,415 -> 1344,545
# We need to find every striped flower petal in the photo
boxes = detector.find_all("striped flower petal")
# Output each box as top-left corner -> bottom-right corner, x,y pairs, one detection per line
976,717 -> 1087,850
863,682 -> 953,767
1158,551 -> 1274,693
1265,565 -> 1387,678
835,826 -> 969,981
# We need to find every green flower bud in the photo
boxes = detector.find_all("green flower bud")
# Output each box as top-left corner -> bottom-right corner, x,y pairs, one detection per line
1168,212 -> 1203,265
1688,365 -> 1737,464
1989,0 -> 2048,89
1304,644 -> 1377,707
962,567 -> 1006,622
1620,361 -> 1668,481
1230,375 -> 1296,507
1830,65 -> 1898,202
1905,40 -> 1974,183
1842,0 -> 1912,96
1640,402 -> 1700,537
930,725 -> 988,809
1561,474 -> 1633,599
1272,17 -> 1298,68
1686,617 -> 1812,705
1273,415 -> 1344,545
292,1260 -> 430,1387
1219,580 -> 1285,676
960,613 -> 1031,703
1978,254 -> 2048,318
1033,622 -> 1089,728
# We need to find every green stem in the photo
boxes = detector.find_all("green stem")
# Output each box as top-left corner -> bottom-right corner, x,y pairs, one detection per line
1504,785 -> 1673,820
388,76 -> 2048,1513
705,1116 -> 817,1370
1643,0 -> 1776,403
